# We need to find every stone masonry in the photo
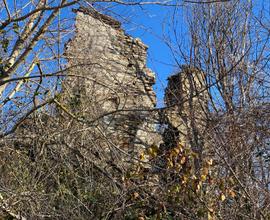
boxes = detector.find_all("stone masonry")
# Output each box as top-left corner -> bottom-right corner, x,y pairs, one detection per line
163,66 -> 208,168
63,8 -> 208,167
63,7 -> 158,155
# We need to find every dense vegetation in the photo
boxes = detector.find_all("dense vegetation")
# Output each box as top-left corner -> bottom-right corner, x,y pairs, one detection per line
1,0 -> 270,219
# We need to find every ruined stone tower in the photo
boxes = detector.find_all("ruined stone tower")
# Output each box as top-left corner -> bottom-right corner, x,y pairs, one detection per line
163,66 -> 208,168
63,8 -> 208,167
63,7 -> 157,155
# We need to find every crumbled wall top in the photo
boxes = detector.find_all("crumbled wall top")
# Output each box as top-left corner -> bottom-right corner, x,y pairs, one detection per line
72,7 -> 121,29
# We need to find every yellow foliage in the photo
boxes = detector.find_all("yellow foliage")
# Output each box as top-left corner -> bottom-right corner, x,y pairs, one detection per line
139,152 -> 145,160
229,190 -> 236,198
147,145 -> 158,157
182,176 -> 188,184
172,147 -> 180,155
201,174 -> 207,182
180,156 -> 186,164
220,193 -> 226,201
208,210 -> 215,220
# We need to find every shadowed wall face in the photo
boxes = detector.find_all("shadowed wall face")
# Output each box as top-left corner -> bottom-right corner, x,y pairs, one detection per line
163,67 -> 208,169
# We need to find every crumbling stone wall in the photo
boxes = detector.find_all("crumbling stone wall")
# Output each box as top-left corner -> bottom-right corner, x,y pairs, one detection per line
63,8 -> 208,169
163,66 -> 208,168
63,7 -> 158,154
